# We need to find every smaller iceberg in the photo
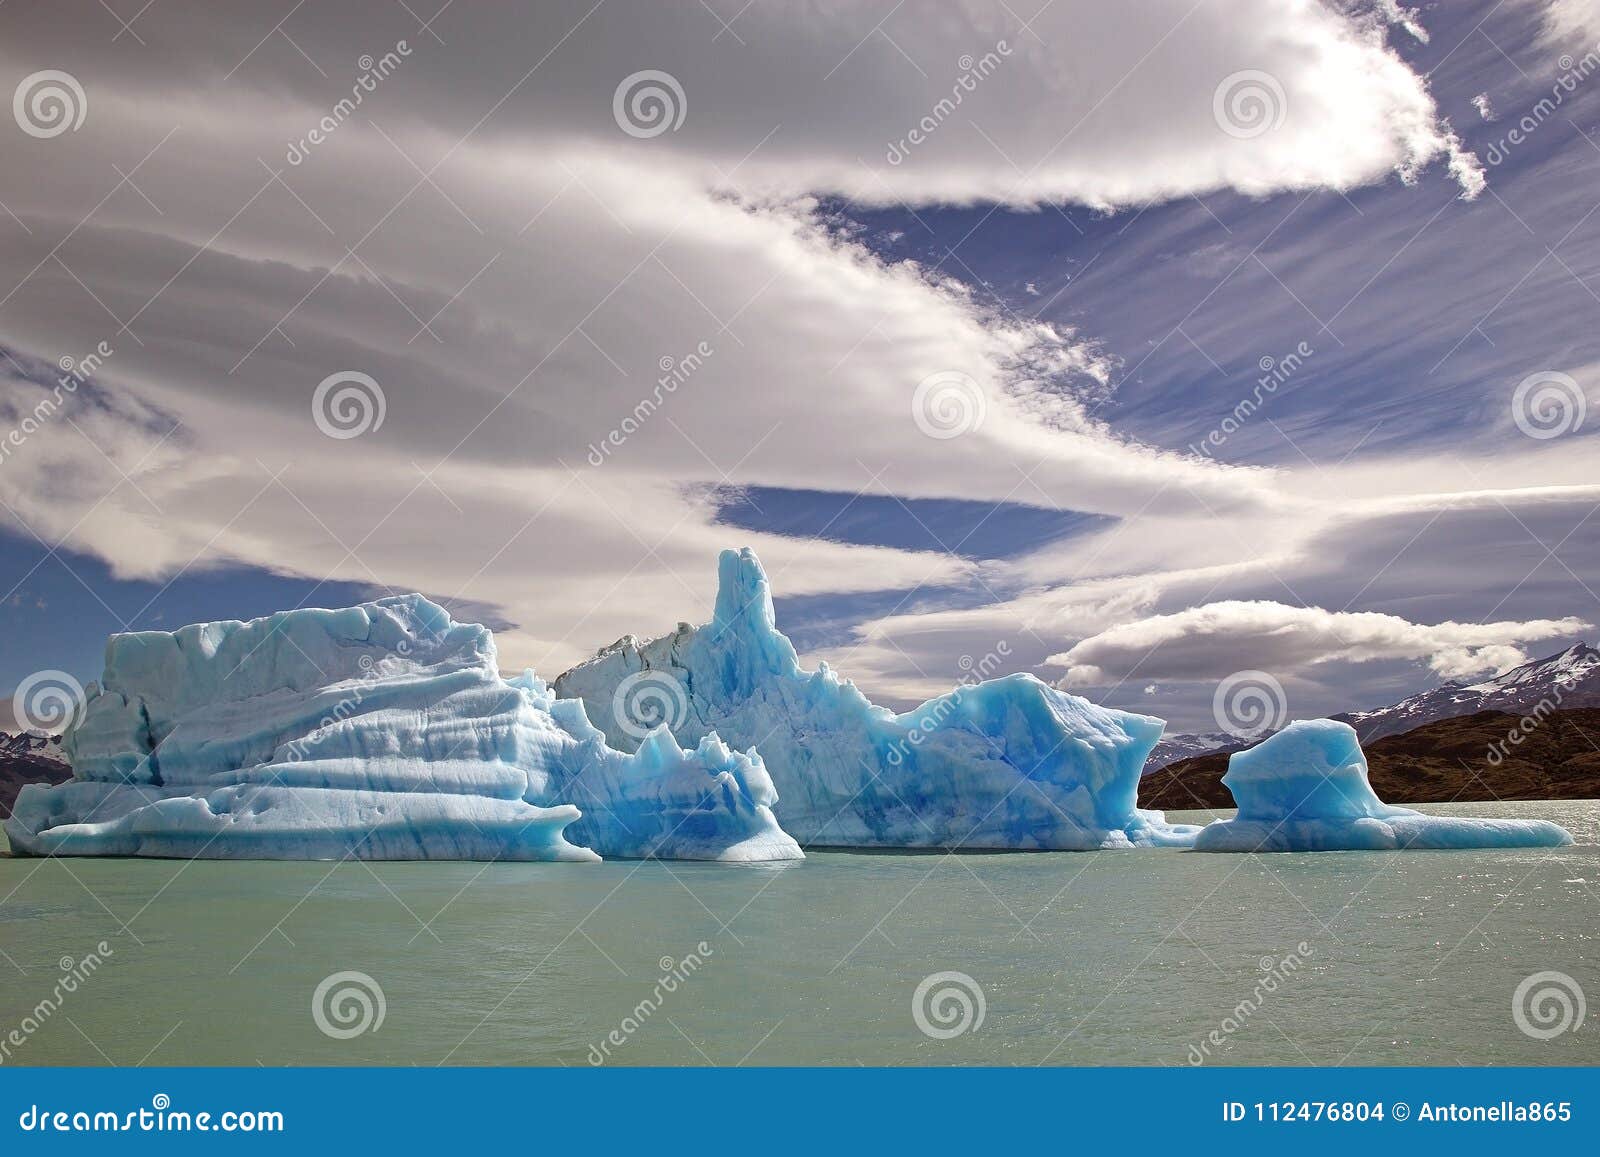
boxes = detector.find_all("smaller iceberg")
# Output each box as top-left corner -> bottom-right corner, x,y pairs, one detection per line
1192,719 -> 1573,852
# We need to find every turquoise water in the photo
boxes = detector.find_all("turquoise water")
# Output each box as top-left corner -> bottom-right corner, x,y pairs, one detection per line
1,800 -> 1596,1067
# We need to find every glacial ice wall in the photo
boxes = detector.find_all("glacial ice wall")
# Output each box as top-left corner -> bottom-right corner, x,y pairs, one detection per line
554,548 -> 1198,850
1192,719 -> 1573,852
7,595 -> 801,862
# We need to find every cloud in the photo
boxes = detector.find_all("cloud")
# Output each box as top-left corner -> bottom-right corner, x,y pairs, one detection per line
1049,599 -> 1591,685
3,1 -> 1485,207
1375,1 -> 1431,45
812,471 -> 1600,721
3,0 -> 1466,675
1537,0 -> 1600,44
0,0 -> 1548,703
673,0 -> 1485,207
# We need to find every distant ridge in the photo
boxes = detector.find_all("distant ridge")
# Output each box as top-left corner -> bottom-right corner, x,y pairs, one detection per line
1334,642 -> 1600,742
1142,707 -> 1600,811
1,731 -> 70,819
1146,730 -> 1257,773
1144,641 -> 1600,774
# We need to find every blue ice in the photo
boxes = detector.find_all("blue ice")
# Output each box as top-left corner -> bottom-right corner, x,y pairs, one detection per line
7,595 -> 800,862
1192,719 -> 1573,851
554,548 -> 1198,850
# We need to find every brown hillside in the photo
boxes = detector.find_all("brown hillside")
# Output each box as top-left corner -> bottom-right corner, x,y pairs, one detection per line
1140,708 -> 1600,812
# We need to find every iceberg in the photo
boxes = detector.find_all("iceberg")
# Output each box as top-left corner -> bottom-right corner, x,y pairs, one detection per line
553,548 -> 1198,850
6,595 -> 801,862
1192,719 -> 1574,852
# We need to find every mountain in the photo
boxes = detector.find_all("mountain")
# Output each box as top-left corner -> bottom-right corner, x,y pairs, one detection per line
1335,642 -> 1600,742
1145,731 -> 1254,773
1141,707 -> 1600,811
1,731 -> 71,820
2,731 -> 66,763
1143,641 -> 1600,776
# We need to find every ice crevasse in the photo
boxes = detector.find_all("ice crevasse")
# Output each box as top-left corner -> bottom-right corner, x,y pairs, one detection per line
553,548 -> 1199,850
6,595 -> 801,862
1192,719 -> 1574,852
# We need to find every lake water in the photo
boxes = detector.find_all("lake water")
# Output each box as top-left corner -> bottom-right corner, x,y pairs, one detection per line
2,800 -> 1596,1067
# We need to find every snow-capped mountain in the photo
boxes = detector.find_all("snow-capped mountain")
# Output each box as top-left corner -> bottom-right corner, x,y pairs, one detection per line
1,730 -> 67,764
1,730 -> 71,818
1143,642 -> 1599,771
1336,642 -> 1600,743
1145,731 -> 1256,773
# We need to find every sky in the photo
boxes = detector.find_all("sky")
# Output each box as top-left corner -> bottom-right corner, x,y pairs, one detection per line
1,0 -> 1597,735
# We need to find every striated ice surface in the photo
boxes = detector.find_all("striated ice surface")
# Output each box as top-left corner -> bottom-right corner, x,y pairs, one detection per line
554,548 -> 1198,850
1192,719 -> 1574,852
7,595 -> 800,862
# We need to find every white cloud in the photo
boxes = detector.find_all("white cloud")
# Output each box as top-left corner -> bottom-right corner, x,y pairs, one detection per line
806,469 -> 1600,719
680,0 -> 1484,207
0,0 -> 1512,683
1375,1 -> 1432,45
1050,600 -> 1591,685
1537,0 -> 1600,44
